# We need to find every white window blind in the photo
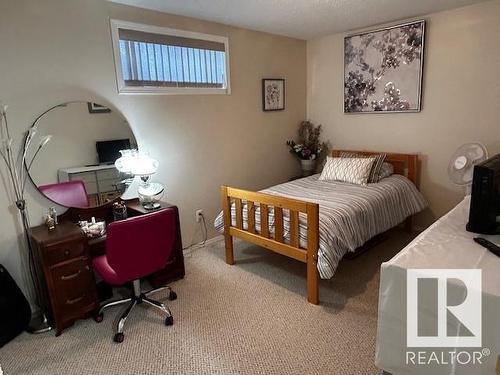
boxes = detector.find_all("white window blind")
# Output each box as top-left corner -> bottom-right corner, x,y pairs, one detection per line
111,20 -> 230,94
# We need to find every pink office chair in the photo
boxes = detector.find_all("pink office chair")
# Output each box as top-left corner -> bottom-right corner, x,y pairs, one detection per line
39,180 -> 89,208
93,208 -> 178,343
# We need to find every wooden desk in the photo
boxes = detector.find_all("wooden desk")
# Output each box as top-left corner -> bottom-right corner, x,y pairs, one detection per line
30,200 -> 184,336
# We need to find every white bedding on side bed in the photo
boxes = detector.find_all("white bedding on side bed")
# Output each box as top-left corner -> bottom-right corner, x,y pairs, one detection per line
214,174 -> 427,279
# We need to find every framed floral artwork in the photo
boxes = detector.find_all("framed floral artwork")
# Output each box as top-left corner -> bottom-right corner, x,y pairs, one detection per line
262,79 -> 285,111
344,20 -> 425,113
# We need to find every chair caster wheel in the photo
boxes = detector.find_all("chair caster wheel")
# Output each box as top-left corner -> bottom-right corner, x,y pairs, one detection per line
113,332 -> 124,343
94,313 -> 103,323
165,316 -> 174,326
168,291 -> 177,301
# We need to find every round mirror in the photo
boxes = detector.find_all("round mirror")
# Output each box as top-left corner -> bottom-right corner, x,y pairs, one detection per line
26,101 -> 137,208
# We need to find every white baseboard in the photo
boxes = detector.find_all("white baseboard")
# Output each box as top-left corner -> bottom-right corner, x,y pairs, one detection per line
182,234 -> 223,253
203,235 -> 223,246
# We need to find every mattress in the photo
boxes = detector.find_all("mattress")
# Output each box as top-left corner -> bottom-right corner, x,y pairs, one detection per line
214,174 -> 427,279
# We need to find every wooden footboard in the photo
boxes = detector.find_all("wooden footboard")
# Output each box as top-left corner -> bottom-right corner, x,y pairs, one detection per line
221,186 -> 320,304
221,150 -> 419,304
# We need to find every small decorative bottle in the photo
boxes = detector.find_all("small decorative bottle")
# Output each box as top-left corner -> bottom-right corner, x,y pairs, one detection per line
44,214 -> 55,230
49,207 -> 58,225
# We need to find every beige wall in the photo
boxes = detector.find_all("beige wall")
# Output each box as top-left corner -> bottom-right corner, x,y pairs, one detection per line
0,0 -> 306,298
307,0 -> 500,227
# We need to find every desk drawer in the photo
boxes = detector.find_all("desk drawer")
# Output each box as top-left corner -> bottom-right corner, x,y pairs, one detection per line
45,240 -> 86,266
68,173 -> 98,194
83,181 -> 98,195
50,258 -> 96,315
69,172 -> 96,184
98,178 -> 119,193
96,169 -> 119,180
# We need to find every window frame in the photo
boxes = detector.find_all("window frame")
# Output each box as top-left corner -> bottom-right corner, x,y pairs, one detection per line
110,19 -> 231,95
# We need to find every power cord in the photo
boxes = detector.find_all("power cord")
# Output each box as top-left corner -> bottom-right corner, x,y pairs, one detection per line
183,213 -> 208,256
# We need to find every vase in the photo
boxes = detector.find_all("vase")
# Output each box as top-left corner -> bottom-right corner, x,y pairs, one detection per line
300,159 -> 316,177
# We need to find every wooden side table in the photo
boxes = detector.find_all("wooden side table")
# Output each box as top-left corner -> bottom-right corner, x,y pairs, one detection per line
30,222 -> 98,336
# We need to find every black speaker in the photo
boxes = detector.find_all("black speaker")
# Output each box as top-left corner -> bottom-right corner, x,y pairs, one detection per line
467,154 -> 500,234
0,264 -> 32,347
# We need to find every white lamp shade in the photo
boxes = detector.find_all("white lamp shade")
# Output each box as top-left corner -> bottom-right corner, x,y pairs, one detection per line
115,149 -> 159,176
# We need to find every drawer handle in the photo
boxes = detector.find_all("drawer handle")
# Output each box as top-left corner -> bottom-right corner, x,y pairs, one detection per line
61,270 -> 81,280
66,295 -> 85,305
64,249 -> 70,256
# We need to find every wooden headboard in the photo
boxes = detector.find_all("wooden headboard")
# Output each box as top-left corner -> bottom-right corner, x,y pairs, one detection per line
331,149 -> 418,187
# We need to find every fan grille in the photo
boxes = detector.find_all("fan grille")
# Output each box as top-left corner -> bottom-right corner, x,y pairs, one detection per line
448,143 -> 488,186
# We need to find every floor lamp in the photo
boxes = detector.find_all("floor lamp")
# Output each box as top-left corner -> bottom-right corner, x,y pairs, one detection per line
0,104 -> 60,333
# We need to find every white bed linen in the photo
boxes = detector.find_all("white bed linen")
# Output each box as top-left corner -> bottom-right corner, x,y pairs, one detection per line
214,174 -> 426,279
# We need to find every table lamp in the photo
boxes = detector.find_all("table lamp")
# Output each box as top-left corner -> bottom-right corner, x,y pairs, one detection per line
115,149 -> 164,210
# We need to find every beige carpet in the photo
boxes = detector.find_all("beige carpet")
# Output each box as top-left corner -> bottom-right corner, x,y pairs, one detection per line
0,229 -> 414,375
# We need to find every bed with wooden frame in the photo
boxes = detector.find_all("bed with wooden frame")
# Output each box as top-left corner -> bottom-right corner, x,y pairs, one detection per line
220,150 -> 418,305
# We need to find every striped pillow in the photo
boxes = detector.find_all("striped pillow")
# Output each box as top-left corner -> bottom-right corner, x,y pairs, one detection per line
319,156 -> 376,186
339,151 -> 387,183
377,162 -> 394,180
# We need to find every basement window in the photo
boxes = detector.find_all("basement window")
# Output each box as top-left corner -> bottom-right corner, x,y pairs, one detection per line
110,20 -> 231,95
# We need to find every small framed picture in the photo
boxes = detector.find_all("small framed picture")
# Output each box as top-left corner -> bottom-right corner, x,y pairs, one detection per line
87,102 -> 111,114
262,79 -> 285,111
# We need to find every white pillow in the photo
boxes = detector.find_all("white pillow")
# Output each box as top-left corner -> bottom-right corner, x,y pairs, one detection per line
319,156 -> 376,185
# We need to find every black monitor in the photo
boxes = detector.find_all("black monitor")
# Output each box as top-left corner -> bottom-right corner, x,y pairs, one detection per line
96,139 -> 131,165
466,153 -> 500,234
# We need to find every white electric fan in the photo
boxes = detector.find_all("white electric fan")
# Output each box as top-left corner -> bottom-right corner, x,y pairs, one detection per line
448,142 -> 488,194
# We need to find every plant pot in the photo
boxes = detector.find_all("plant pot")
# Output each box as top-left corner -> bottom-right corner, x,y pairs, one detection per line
300,159 -> 316,177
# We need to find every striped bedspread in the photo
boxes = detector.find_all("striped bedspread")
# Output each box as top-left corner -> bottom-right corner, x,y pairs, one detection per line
214,174 -> 427,279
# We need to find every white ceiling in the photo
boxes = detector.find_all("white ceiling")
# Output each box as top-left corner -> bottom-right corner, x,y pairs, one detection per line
109,0 -> 487,39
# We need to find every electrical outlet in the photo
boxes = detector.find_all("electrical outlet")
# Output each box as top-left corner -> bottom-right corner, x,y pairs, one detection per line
195,209 -> 203,223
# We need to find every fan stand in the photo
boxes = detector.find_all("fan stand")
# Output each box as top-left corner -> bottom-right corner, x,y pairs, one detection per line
465,184 -> 472,195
